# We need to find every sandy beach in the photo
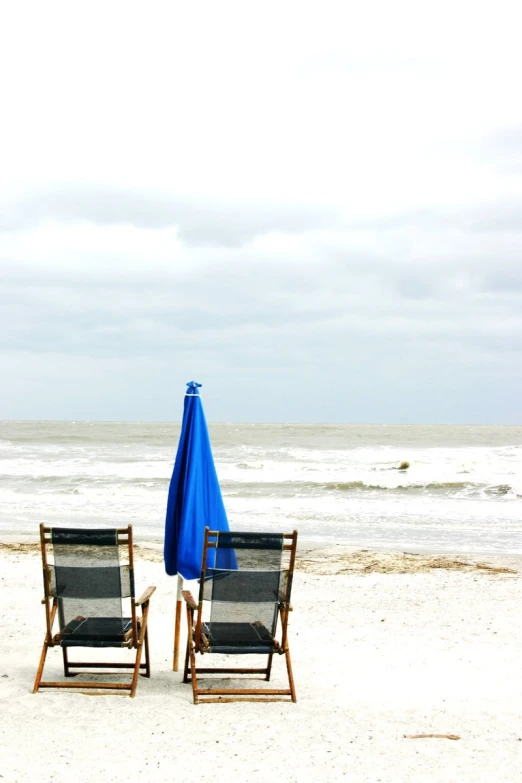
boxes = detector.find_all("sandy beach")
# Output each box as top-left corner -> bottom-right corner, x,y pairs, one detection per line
1,541 -> 521,782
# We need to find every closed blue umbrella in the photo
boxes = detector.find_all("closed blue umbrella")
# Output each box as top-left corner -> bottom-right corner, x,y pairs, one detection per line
164,381 -> 234,669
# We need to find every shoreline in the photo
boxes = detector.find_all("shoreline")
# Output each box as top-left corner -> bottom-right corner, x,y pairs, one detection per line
2,521 -> 521,561
2,536 -> 521,576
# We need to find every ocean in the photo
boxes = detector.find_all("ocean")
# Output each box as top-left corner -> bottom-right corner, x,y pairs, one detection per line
0,421 -> 521,554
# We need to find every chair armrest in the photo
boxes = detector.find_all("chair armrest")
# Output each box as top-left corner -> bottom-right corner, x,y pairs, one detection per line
135,586 -> 156,606
182,590 -> 198,610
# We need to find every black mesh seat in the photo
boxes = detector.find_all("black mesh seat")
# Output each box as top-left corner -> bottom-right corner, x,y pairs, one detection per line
33,525 -> 156,697
201,621 -> 275,653
183,527 -> 298,703
60,617 -> 138,646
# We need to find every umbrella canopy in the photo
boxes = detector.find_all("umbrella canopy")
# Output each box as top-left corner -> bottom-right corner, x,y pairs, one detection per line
164,381 -> 233,579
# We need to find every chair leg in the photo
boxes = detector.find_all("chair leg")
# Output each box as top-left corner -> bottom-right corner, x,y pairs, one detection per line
188,643 -> 199,704
183,637 -> 191,683
130,643 -> 144,698
131,604 -> 150,697
266,653 -> 274,681
285,648 -> 297,703
34,599 -> 57,693
62,646 -> 72,676
143,628 -> 151,678
33,640 -> 50,693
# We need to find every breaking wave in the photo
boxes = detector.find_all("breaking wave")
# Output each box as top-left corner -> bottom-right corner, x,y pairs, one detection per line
220,479 -> 517,499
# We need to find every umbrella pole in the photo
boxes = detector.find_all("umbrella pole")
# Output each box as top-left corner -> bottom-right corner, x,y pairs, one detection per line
173,574 -> 183,671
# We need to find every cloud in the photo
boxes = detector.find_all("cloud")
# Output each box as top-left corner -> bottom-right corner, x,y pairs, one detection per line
476,125 -> 522,175
2,216 -> 521,369
0,187 -> 339,247
1,1 -> 522,422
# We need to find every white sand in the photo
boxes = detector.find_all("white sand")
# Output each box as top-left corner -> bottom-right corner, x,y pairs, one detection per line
1,543 -> 522,782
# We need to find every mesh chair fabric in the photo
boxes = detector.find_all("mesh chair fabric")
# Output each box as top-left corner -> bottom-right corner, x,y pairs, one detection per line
201,532 -> 286,653
49,527 -> 132,646
61,618 -> 138,647
48,566 -> 133,598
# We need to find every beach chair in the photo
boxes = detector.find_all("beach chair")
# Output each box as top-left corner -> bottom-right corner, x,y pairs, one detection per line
182,527 -> 298,703
33,524 -> 156,697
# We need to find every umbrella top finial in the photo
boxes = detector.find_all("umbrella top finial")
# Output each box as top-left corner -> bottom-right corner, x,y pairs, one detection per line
186,381 -> 202,396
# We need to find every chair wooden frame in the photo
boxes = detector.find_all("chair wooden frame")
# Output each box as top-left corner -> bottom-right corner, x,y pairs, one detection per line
33,524 -> 156,698
183,527 -> 298,704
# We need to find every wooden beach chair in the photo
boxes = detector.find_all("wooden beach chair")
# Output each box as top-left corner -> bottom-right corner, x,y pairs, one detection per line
182,527 -> 298,703
33,524 -> 155,697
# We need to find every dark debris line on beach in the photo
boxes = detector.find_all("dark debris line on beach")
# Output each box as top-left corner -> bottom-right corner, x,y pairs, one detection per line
0,542 -> 518,576
294,549 -> 518,576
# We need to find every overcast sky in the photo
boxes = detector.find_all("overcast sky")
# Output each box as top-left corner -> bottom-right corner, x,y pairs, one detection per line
1,1 -> 521,424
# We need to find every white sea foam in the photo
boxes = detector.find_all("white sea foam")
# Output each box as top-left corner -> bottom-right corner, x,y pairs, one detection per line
0,421 -> 521,552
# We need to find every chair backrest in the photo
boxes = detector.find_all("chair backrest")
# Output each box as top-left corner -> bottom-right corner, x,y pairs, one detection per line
198,529 -> 297,643
40,526 -> 135,636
